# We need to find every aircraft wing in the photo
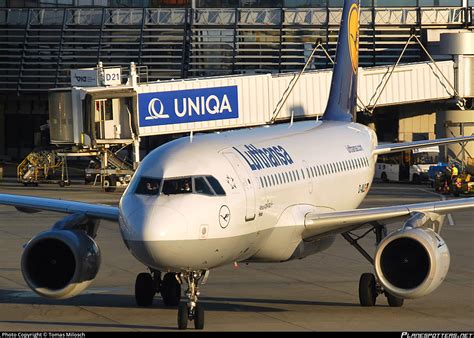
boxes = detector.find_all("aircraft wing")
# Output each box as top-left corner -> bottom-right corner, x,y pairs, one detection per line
302,198 -> 474,240
373,135 -> 474,155
0,194 -> 119,221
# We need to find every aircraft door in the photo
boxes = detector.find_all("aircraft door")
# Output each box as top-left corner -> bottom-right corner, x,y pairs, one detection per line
94,99 -> 116,139
94,98 -> 132,140
222,151 -> 256,222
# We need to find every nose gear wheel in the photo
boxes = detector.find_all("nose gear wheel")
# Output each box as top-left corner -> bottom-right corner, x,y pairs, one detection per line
177,270 -> 207,330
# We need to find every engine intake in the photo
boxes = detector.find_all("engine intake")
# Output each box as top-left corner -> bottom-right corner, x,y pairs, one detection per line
21,229 -> 101,299
375,227 -> 450,299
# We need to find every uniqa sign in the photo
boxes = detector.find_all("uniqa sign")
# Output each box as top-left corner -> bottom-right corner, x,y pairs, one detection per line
138,86 -> 239,127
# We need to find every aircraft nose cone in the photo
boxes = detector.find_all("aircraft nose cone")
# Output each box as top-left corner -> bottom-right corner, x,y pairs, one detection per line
119,195 -> 193,269
120,196 -> 189,242
143,205 -> 189,241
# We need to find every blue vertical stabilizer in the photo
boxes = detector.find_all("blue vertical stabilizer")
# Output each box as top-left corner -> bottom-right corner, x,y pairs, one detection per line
323,0 -> 360,122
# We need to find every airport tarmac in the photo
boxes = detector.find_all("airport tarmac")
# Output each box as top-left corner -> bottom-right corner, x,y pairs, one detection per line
0,181 -> 472,331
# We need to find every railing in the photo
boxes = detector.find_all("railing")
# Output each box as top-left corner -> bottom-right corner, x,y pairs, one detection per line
1,6 -> 471,26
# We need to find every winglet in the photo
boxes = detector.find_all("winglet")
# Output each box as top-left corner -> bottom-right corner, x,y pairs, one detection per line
323,0 -> 360,122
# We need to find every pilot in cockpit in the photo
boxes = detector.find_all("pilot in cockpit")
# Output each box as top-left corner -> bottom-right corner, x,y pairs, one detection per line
146,181 -> 159,192
182,179 -> 192,193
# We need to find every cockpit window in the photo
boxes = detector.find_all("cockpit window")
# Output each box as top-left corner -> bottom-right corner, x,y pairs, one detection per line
135,175 -> 226,196
193,177 -> 214,196
135,177 -> 162,195
162,177 -> 192,195
206,176 -> 226,196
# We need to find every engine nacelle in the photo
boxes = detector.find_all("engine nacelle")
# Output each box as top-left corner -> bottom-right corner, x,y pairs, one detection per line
21,229 -> 101,299
374,227 -> 450,299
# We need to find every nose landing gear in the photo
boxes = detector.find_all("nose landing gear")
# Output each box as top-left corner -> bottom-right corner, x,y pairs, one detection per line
177,270 -> 208,330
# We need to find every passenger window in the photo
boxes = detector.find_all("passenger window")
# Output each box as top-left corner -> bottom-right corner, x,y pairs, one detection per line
194,177 -> 214,196
296,170 -> 300,180
271,175 -> 275,186
135,177 -> 161,196
206,176 -> 226,195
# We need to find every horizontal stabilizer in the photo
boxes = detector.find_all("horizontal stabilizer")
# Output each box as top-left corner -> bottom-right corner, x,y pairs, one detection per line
374,135 -> 474,156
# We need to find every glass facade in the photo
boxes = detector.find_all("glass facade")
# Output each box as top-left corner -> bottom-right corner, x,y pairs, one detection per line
0,0 -> 472,159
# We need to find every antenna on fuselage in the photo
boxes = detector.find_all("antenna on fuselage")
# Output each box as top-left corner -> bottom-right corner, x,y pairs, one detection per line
190,130 -> 194,143
289,110 -> 294,128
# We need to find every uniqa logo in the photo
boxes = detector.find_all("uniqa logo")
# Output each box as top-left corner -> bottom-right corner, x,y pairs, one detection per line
146,98 -> 170,120
174,94 -> 233,117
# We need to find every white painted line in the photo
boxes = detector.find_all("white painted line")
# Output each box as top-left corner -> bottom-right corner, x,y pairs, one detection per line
420,189 -> 455,226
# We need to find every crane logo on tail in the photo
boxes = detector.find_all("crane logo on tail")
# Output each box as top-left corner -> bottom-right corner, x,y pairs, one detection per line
348,3 -> 359,74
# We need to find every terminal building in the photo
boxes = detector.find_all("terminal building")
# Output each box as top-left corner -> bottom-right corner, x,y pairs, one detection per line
0,0 -> 473,162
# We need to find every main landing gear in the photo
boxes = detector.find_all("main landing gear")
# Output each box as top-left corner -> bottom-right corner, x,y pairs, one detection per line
177,270 -> 209,330
134,270 -> 181,307
342,223 -> 404,308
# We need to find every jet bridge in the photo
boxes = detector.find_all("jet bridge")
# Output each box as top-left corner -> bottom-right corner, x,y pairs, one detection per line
47,55 -> 474,190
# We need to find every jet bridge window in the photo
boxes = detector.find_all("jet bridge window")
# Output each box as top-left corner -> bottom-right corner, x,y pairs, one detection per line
135,177 -> 162,196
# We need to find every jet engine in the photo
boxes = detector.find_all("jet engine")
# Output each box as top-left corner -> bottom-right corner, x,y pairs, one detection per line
374,226 -> 450,299
21,229 -> 101,299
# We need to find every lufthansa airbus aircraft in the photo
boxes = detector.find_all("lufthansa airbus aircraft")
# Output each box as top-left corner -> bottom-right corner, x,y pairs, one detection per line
1,0 -> 473,330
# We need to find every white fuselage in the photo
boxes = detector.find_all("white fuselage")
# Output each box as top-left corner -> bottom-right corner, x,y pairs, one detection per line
118,120 -> 378,272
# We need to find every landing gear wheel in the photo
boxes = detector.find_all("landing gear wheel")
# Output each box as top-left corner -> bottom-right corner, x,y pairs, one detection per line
359,273 -> 378,306
193,303 -> 205,330
103,175 -> 117,192
177,303 -> 188,330
161,273 -> 181,306
386,292 -> 404,307
135,272 -> 155,306
59,181 -> 65,187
